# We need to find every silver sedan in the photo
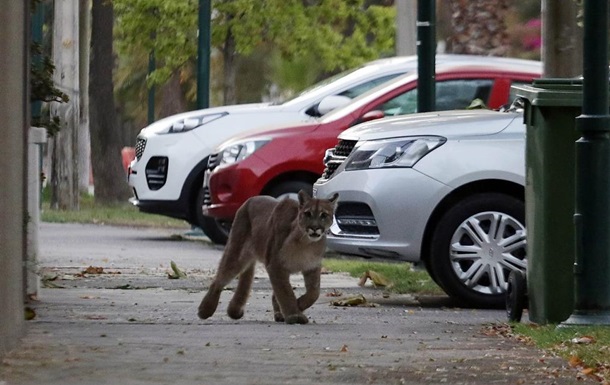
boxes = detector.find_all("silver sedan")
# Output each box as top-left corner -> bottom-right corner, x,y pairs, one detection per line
313,109 -> 527,308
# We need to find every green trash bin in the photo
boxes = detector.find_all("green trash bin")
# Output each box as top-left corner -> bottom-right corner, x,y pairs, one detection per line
513,79 -> 584,324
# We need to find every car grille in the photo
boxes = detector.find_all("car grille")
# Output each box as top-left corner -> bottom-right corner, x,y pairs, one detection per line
202,152 -> 221,206
335,202 -> 379,235
207,152 -> 221,171
135,137 -> 147,160
202,185 -> 212,206
321,139 -> 358,180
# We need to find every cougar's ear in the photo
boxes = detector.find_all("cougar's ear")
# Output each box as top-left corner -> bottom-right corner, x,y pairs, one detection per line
297,189 -> 310,206
328,192 -> 339,208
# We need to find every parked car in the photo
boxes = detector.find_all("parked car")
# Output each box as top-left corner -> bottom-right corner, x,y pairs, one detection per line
128,55 -> 434,233
313,109 -> 527,308
202,57 -> 541,245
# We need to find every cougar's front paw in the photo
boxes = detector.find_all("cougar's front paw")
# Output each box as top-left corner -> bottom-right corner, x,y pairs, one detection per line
198,305 -> 214,320
227,308 -> 244,320
284,313 -> 308,325
274,312 -> 285,323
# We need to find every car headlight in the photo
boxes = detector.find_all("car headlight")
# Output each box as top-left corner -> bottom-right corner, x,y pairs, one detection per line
218,139 -> 271,167
344,136 -> 446,170
165,112 -> 227,134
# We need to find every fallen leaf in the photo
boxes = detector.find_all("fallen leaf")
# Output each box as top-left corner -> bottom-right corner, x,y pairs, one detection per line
581,367 -> 596,375
83,266 -> 104,274
571,336 -> 596,344
24,307 -> 36,320
325,289 -> 343,297
330,294 -> 369,307
84,315 -> 107,320
114,284 -> 134,290
569,355 -> 584,367
167,260 -> 187,279
358,270 -> 392,288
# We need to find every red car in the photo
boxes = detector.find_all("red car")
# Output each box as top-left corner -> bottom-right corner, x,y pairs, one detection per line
201,57 -> 541,244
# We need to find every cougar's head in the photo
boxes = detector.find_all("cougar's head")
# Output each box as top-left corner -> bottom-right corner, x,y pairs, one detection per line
297,190 -> 339,242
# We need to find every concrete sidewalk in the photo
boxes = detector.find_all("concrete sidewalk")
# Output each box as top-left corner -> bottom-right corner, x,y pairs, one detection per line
0,224 -> 592,385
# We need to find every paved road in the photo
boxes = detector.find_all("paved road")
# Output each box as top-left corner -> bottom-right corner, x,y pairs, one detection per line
0,223 -> 590,385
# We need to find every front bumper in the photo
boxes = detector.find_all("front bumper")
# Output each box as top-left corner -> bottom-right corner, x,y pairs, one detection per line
314,167 -> 451,261
202,164 -> 263,220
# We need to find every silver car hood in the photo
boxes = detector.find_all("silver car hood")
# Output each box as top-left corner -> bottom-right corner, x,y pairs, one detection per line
339,110 -> 521,142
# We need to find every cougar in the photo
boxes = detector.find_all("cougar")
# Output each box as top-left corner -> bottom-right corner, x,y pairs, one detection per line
198,190 -> 338,324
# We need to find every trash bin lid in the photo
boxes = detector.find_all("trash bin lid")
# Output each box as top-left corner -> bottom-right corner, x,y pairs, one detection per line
512,78 -> 584,107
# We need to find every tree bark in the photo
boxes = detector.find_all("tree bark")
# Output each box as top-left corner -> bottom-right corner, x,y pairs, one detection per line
90,0 -> 131,203
51,0 -> 80,210
222,26 -> 237,105
446,0 -> 510,56
396,0 -> 417,56
78,0 -> 91,193
158,71 -> 188,119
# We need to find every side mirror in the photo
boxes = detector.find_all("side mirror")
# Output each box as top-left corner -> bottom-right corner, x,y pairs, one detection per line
317,95 -> 353,115
360,110 -> 385,122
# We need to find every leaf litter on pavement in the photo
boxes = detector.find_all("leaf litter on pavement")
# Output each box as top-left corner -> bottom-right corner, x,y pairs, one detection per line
487,322 -> 610,384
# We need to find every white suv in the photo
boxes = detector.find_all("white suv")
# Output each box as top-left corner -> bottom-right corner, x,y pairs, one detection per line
128,55 -> 477,234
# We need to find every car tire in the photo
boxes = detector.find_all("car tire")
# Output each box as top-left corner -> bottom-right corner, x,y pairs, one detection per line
506,270 -> 527,322
266,181 -> 313,200
427,193 -> 527,308
196,187 -> 231,245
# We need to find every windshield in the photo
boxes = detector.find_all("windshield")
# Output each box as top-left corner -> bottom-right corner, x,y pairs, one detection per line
275,57 -> 419,110
319,71 -> 419,123
273,67 -> 362,106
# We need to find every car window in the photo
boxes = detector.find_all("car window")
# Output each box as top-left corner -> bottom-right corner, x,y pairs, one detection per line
376,79 -> 494,116
338,74 -> 403,99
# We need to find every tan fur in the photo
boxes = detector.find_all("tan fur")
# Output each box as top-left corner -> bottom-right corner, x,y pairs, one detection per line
198,190 -> 338,324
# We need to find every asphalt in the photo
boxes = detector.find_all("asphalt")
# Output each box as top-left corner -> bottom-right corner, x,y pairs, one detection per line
0,223 -> 595,385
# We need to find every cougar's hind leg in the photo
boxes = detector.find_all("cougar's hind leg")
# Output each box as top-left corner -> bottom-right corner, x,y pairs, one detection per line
227,262 -> 256,320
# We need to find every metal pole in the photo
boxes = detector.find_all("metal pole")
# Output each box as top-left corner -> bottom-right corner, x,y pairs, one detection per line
197,0 -> 211,109
562,0 -> 610,326
417,0 -> 435,113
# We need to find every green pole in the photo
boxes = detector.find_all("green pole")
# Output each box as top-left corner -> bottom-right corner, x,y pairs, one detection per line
197,0 -> 211,109
147,49 -> 155,124
562,0 -> 610,326
416,0 -> 435,113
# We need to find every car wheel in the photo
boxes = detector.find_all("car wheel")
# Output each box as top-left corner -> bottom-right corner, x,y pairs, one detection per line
267,181 -> 313,200
427,193 -> 527,308
195,187 -> 231,245
506,270 -> 527,322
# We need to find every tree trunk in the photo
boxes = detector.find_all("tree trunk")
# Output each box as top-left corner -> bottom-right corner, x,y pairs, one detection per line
446,0 -> 510,56
51,0 -> 80,210
542,0 -> 583,77
222,26 -> 237,105
158,71 -> 188,119
396,0 -> 417,56
78,0 -> 91,194
90,0 -> 131,203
